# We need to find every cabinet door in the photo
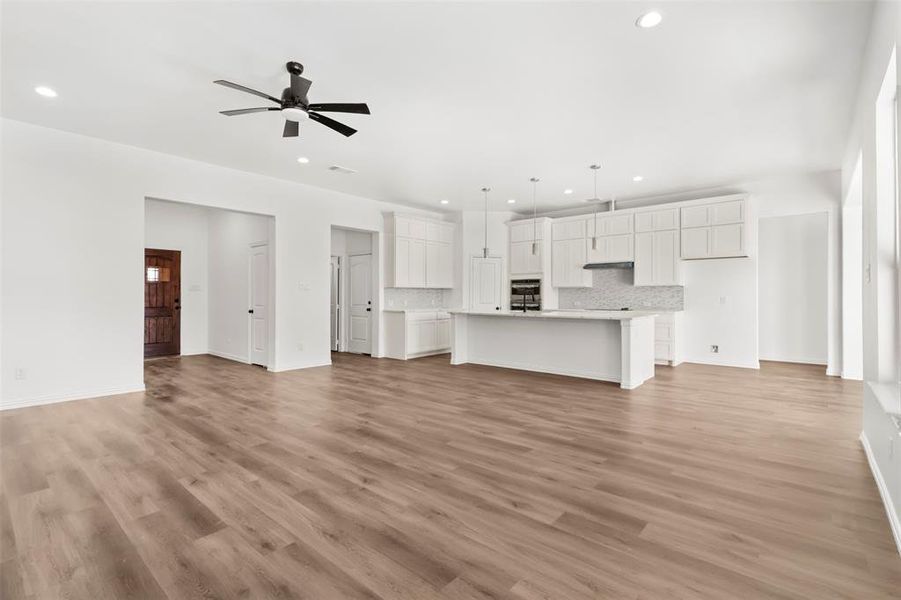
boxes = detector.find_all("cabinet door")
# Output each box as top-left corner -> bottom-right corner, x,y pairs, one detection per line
395,238 -> 411,287
586,236 -> 607,264
711,223 -> 743,257
426,221 -> 441,242
552,218 -> 586,241
438,242 -> 453,287
409,239 -> 427,287
653,209 -> 679,231
653,229 -> 680,285
406,321 -> 422,354
681,205 -> 710,228
552,240 -> 569,287
425,241 -> 441,288
605,214 -> 633,235
510,241 -> 528,275
436,319 -> 451,349
711,200 -> 744,225
438,222 -> 455,244
605,234 -> 633,262
633,232 -> 654,286
420,320 -> 438,351
681,227 -> 710,259
635,212 -> 655,233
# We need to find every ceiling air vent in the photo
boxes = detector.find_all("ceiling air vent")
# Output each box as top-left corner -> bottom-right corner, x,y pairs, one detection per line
328,165 -> 357,175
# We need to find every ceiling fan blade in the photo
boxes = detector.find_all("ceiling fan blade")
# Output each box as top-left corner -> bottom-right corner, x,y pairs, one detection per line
290,75 -> 313,102
308,112 -> 357,137
214,80 -> 281,104
220,107 -> 280,116
283,120 -> 299,138
307,103 -> 370,115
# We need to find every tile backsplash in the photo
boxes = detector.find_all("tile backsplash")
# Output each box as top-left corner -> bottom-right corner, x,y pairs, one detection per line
558,269 -> 683,310
384,288 -> 448,309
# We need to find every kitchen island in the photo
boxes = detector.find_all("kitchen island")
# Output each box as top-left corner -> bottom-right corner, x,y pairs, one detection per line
449,310 -> 657,389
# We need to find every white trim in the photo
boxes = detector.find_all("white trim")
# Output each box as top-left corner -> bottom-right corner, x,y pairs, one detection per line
207,350 -> 250,364
1,384 -> 146,411
758,355 -> 828,366
269,360 -> 331,373
683,358 -> 761,369
860,431 -> 901,556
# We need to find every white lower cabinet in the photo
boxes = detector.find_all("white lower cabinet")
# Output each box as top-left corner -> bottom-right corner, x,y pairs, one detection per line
654,312 -> 683,366
384,311 -> 452,359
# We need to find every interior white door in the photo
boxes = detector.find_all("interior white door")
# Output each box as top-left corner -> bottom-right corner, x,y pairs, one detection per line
348,254 -> 372,354
470,256 -> 503,312
330,256 -> 340,351
249,243 -> 269,367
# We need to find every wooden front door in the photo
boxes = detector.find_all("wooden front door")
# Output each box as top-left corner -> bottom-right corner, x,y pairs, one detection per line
144,249 -> 181,358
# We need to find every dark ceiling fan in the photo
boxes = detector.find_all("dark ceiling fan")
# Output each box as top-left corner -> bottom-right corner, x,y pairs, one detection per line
214,61 -> 370,138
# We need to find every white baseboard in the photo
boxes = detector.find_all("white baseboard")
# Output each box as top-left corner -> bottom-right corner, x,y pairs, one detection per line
207,350 -> 250,364
860,431 -> 901,556
269,360 -> 331,373
1,384 -> 146,411
683,357 -> 760,369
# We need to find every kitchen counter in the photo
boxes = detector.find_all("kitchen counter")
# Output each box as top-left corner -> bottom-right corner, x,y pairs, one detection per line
449,309 -> 658,320
383,307 -> 451,313
450,310 -> 656,389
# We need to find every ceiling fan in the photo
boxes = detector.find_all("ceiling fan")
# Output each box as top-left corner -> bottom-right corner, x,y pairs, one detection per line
214,61 -> 370,138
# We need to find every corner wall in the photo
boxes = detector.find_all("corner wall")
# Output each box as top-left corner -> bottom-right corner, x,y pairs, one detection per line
0,118 -> 441,408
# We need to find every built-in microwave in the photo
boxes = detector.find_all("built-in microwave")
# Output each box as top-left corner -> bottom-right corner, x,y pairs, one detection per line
511,278 -> 541,311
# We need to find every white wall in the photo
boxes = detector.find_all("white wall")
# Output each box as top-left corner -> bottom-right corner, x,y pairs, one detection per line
0,118 -> 442,407
207,209 -> 271,363
758,213 -> 828,364
842,154 -> 864,380
144,199 -> 210,356
839,0 -> 900,554
681,257 -> 759,369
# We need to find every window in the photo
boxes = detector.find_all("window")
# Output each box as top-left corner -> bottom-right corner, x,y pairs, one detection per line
146,266 -> 170,282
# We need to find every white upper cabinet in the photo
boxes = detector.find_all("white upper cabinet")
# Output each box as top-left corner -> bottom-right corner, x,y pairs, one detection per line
635,208 -> 679,232
510,240 -> 542,275
552,218 -> 587,241
510,219 -> 544,243
552,238 -> 591,287
634,207 -> 681,286
386,213 -> 455,288
679,198 -> 747,259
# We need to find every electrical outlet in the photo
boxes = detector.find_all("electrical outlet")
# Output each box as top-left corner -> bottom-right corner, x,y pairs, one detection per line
719,296 -> 728,305
14,368 -> 26,380
710,345 -> 719,354
297,342 -> 304,351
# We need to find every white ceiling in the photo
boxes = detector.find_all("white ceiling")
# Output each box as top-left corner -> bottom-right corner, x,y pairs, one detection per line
1,1 -> 872,212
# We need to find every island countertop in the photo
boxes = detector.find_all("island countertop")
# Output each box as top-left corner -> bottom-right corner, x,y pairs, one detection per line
448,309 -> 658,321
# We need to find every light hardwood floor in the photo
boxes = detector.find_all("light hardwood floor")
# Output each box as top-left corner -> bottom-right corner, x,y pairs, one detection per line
1,354 -> 899,599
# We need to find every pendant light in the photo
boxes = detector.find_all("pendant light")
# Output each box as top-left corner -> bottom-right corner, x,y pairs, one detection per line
530,177 -> 540,255
481,186 -> 491,258
589,164 -> 602,251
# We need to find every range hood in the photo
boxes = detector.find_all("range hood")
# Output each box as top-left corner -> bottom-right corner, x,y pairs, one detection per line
583,261 -> 634,270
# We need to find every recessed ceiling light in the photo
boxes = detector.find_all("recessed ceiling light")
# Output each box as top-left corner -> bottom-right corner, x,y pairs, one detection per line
633,175 -> 644,182
34,86 -> 57,98
636,11 -> 663,28
563,189 -> 573,195
296,157 -> 309,164
507,199 -> 516,204
440,199 -> 449,205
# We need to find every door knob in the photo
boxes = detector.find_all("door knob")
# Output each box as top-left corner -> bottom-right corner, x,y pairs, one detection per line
366,307 -> 371,312
248,309 -> 254,314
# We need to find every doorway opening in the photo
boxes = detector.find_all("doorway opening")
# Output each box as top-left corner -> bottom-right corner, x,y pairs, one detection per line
144,248 -> 181,358
143,198 -> 275,368
331,226 -> 377,355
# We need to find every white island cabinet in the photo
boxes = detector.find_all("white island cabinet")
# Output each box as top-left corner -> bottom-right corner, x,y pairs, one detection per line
450,310 -> 657,389
384,309 -> 451,359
